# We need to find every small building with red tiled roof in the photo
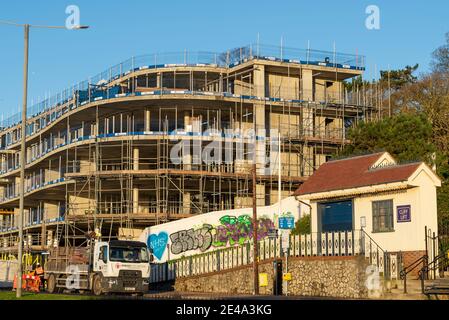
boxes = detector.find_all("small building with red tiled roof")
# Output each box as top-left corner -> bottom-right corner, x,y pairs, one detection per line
294,152 -> 441,266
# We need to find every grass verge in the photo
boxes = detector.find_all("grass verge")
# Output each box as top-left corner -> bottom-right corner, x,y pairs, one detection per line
0,290 -> 99,300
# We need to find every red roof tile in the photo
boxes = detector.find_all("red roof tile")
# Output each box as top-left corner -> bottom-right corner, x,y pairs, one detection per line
295,153 -> 421,196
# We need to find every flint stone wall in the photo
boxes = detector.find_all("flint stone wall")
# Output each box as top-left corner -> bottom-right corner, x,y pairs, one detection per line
173,256 -> 370,298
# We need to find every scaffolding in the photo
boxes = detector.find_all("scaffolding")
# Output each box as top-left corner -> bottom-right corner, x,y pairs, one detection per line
0,45 -> 379,255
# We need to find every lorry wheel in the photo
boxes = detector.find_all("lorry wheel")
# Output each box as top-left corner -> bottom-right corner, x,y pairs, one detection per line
92,275 -> 103,296
47,274 -> 58,294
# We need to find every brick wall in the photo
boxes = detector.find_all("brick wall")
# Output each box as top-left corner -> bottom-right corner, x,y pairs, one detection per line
400,250 -> 427,278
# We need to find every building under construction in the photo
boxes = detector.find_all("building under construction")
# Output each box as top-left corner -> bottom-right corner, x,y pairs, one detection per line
0,44 -> 376,257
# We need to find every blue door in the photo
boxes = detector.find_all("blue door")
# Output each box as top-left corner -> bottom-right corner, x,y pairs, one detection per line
319,200 -> 353,232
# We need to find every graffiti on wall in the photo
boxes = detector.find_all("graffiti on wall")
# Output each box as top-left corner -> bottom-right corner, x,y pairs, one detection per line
170,225 -> 213,255
148,231 -> 169,260
168,215 -> 275,256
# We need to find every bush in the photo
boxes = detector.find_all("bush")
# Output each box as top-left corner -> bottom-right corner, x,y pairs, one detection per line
291,215 -> 311,235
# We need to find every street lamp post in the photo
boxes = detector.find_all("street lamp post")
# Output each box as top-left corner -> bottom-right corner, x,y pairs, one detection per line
17,23 -> 29,300
0,20 -> 89,298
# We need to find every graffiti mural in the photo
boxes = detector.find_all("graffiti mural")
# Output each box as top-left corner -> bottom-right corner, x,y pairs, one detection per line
170,225 -> 214,255
212,215 -> 274,247
168,215 -> 275,255
148,232 -> 169,260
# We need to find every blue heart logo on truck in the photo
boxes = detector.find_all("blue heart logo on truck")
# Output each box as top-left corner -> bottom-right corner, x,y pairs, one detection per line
148,232 -> 169,260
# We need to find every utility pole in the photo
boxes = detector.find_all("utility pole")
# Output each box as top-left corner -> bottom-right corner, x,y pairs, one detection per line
252,161 -> 259,295
17,23 -> 30,298
278,133 -> 281,220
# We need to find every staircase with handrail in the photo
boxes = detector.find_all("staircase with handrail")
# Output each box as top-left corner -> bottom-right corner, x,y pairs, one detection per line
418,251 -> 449,296
399,254 -> 428,294
360,228 -> 401,281
397,225 -> 449,297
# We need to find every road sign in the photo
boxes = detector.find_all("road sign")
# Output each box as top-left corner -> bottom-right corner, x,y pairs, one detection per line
259,273 -> 268,287
283,273 -> 292,281
279,216 -> 295,229
281,230 -> 290,251
268,229 -> 278,239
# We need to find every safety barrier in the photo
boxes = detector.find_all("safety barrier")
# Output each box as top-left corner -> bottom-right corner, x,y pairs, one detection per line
1,85 -> 360,152
0,44 -> 365,130
0,217 -> 64,234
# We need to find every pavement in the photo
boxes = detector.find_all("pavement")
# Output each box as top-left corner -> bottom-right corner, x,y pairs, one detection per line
144,291 -> 346,300
380,277 -> 449,300
1,278 -> 446,300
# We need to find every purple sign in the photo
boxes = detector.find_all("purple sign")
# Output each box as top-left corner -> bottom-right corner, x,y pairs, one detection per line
397,205 -> 411,223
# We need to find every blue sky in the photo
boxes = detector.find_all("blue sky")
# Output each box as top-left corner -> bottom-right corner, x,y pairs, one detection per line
0,0 -> 448,117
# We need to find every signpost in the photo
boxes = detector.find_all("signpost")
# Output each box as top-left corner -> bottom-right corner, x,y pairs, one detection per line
279,216 -> 295,230
280,229 -> 291,296
271,212 -> 296,296
278,213 -> 295,297
281,230 -> 290,251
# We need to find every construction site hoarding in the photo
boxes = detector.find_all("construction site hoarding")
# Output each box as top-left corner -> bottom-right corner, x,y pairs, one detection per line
139,196 -> 304,262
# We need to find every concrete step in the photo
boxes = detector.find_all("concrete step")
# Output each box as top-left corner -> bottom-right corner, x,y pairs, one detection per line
380,279 -> 428,300
424,277 -> 449,295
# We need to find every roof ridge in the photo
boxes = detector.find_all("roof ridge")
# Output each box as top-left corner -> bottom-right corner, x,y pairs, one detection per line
327,152 -> 385,164
367,161 -> 422,173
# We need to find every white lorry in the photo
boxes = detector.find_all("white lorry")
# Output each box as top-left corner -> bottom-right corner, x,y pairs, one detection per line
45,240 -> 151,296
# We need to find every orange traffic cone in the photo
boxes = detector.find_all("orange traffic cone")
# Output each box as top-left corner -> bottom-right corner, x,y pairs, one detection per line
12,274 -> 27,291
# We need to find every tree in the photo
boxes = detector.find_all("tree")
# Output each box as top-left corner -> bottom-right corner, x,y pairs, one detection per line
379,64 -> 419,90
343,65 -> 419,117
431,32 -> 449,73
340,113 -> 436,165
343,75 -> 370,92
291,215 -> 311,235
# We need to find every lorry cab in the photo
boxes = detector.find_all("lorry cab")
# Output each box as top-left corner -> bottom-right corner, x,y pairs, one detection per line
92,240 -> 151,295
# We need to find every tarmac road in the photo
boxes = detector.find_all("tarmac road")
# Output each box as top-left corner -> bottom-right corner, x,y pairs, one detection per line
1,287 -> 342,300
143,291 -> 341,300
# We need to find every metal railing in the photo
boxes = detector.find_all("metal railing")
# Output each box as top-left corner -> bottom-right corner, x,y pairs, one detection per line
1,85 -> 367,150
400,254 -> 427,293
149,229 -> 394,284
419,251 -> 449,294
0,177 -> 67,203
0,44 -> 365,130
0,126 -> 346,181
0,209 -> 64,234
